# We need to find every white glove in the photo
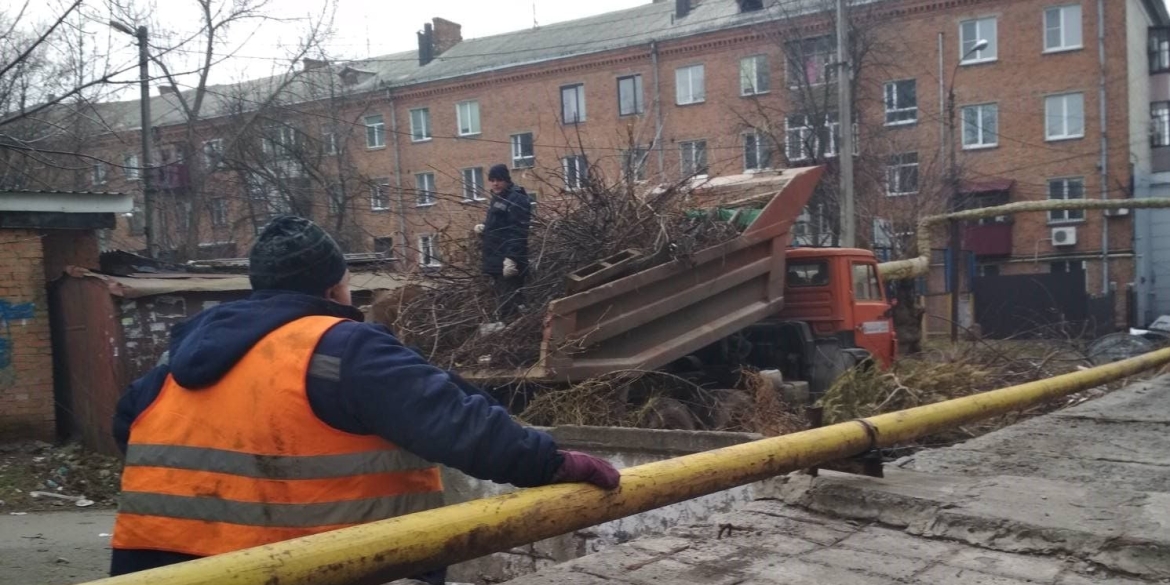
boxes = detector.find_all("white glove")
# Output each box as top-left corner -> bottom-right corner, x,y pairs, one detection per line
474,223 -> 485,235
503,258 -> 519,278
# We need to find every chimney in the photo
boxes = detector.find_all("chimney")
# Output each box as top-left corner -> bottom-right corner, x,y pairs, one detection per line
676,0 -> 690,19
432,18 -> 463,56
418,23 -> 435,66
302,58 -> 329,71
158,86 -> 176,95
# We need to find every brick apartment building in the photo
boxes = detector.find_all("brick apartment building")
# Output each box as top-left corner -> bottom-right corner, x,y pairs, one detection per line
41,0 -> 1170,331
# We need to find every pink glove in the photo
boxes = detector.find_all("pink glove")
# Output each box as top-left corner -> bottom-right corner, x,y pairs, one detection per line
552,450 -> 620,489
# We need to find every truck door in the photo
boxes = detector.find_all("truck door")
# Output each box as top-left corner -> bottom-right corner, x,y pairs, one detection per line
850,261 -> 896,366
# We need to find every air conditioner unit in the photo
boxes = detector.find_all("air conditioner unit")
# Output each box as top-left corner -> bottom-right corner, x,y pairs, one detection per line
1052,226 -> 1078,246
1104,207 -> 1130,217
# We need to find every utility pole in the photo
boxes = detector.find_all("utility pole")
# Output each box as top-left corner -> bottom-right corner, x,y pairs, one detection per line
111,21 -> 156,258
836,0 -> 855,248
947,86 -> 961,343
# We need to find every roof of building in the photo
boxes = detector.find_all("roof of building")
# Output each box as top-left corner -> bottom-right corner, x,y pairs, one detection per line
64,266 -> 409,299
0,188 -> 134,214
84,0 -> 850,132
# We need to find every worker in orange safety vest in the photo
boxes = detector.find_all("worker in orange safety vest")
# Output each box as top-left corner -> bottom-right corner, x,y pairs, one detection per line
110,215 -> 619,584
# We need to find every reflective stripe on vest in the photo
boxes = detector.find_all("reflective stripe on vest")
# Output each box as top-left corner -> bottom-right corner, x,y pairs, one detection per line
112,315 -> 444,557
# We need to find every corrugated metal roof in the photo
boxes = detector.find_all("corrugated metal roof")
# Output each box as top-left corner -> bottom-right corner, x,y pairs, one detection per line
84,0 -> 849,131
64,267 -> 408,299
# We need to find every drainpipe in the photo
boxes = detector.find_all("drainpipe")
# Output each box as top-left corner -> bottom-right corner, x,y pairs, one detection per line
938,33 -> 946,167
1098,0 -> 1110,294
388,85 -> 408,264
651,41 -> 665,182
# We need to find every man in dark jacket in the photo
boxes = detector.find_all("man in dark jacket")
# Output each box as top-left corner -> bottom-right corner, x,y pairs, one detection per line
476,164 -> 531,320
110,216 -> 618,583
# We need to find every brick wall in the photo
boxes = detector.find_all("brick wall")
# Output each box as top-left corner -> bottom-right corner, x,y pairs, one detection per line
0,230 -> 54,441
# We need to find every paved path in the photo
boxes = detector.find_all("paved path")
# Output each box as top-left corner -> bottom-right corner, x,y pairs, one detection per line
503,376 -> 1170,584
0,510 -> 112,584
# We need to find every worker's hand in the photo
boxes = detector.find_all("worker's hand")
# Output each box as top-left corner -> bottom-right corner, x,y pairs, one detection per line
474,223 -> 485,235
552,450 -> 620,489
503,258 -> 519,278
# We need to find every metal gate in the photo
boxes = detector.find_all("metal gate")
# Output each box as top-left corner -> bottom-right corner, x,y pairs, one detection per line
973,270 -> 1111,338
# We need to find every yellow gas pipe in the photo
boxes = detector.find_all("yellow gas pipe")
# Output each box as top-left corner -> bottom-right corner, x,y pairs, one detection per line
76,345 -> 1170,585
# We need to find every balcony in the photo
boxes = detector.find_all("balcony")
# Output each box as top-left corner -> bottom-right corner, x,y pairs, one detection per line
963,222 -> 1012,257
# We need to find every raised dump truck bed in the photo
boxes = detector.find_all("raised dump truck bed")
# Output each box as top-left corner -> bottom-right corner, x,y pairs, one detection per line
461,166 -> 824,383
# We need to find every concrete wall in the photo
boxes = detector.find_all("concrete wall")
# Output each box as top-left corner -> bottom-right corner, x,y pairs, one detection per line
440,426 -> 777,584
0,229 -> 54,441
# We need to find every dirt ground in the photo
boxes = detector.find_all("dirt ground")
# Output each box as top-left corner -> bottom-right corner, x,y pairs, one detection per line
0,509 -> 113,584
0,441 -> 121,512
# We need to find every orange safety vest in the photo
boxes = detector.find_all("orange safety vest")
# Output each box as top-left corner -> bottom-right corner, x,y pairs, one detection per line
112,315 -> 444,557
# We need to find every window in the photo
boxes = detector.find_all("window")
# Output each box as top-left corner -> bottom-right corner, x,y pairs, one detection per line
370,179 -> 390,211
210,198 -> 228,227
977,264 -> 1001,278
1151,28 -> 1170,73
462,167 -> 485,201
511,133 -> 535,169
323,132 -> 338,156
1045,93 -> 1085,140
410,108 -> 431,142
326,184 -> 343,216
886,152 -> 919,196
1048,177 -> 1085,222
740,55 -> 770,96
365,114 -> 385,148
961,103 -> 999,148
787,261 -> 829,287
374,237 -> 394,258
129,206 -> 145,236
622,147 -> 649,183
960,17 -> 998,63
457,100 -> 481,136
617,74 -> 644,116
852,263 -> 882,301
680,140 -> 708,177
413,173 -> 437,207
744,131 -> 773,171
419,234 -> 441,267
202,139 -> 224,168
1044,5 -> 1083,52
124,154 -> 140,179
786,36 -> 836,87
1154,102 -> 1170,147
884,80 -> 917,125
785,114 -> 854,161
561,84 -> 586,124
563,155 -> 588,190
1051,260 -> 1085,273
675,65 -> 705,105
92,162 -> 107,185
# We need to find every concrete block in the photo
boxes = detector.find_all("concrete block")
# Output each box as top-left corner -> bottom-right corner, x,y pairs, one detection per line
839,526 -> 959,561
917,565 -> 1049,585
804,546 -> 931,580
942,548 -> 1066,582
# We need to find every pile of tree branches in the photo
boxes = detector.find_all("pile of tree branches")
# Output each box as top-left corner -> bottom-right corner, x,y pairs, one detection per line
389,172 -> 742,372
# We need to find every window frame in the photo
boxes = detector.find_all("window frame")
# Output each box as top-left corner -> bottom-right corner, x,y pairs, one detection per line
323,132 -> 338,156
1151,27 -> 1170,73
1045,92 -> 1086,141
562,155 -> 588,190
960,17 -> 998,64
679,140 -> 708,178
739,55 -> 770,96
92,162 -> 108,185
461,167 -> 486,202
1154,102 -> 1170,147
374,236 -> 395,259
456,100 -> 481,136
415,172 -> 437,207
617,74 -> 644,116
364,114 -> 386,149
852,262 -> 883,301
622,146 -> 649,183
210,198 -> 229,227
123,154 -> 140,180
1047,176 -> 1086,223
785,35 -> 836,88
743,130 -> 774,172
409,107 -> 432,142
1043,4 -> 1083,54
884,79 -> 918,126
326,184 -> 343,216
202,138 -> 224,169
560,83 -> 587,125
370,178 -> 391,211
511,133 -> 535,169
418,234 -> 441,268
675,64 -> 706,105
961,102 -> 1000,149
886,152 -> 920,196
787,261 -> 830,288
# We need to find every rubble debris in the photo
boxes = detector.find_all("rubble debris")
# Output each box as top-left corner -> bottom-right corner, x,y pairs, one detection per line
0,441 -> 122,511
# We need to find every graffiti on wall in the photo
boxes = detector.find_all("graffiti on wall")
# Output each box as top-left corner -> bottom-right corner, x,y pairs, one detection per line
0,300 -> 36,370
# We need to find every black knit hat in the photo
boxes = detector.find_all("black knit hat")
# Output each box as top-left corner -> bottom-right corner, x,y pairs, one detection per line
248,215 -> 347,296
488,163 -> 511,183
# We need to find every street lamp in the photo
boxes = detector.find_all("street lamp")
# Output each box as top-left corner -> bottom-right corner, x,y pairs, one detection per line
110,20 -> 156,258
946,37 -> 989,343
